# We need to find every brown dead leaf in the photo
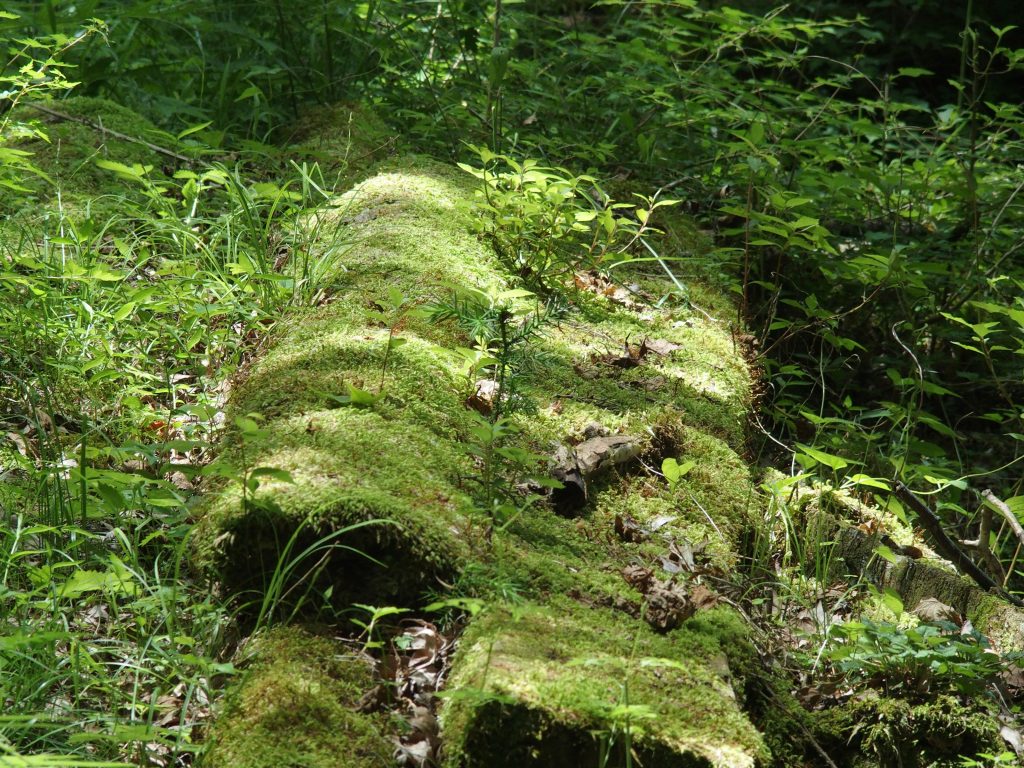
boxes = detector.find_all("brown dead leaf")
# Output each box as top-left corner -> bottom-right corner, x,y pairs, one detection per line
466,379 -> 500,415
614,513 -> 648,543
167,471 -> 194,492
573,270 -> 646,310
621,566 -> 716,632
5,431 -> 33,458
642,338 -> 680,356
856,518 -> 881,535
690,584 -> 719,611
660,539 -> 694,574
912,598 -> 962,624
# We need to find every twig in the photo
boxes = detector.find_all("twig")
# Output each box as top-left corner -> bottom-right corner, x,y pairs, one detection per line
893,482 -> 1023,606
961,507 -> 1005,583
982,488 -> 1024,547
26,103 -> 194,165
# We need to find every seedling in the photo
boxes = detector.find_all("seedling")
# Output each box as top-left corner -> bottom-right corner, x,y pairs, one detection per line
661,457 -> 695,492
367,287 -> 423,393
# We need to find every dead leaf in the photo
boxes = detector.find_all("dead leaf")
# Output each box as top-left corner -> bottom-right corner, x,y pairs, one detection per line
5,431 -> 32,458
1002,725 -> 1024,755
621,566 -> 716,632
642,338 -> 680,356
660,539 -> 694,574
466,379 -> 499,415
614,513 -> 648,543
690,584 -> 719,611
551,436 -> 640,515
167,471 -> 194,492
911,598 -> 961,624
856,519 -> 881,535
647,514 -> 676,532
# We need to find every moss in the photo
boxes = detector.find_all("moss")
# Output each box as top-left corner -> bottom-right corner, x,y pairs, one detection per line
192,153 -> 776,763
282,102 -> 397,187
192,161 -> 515,612
969,593 -> 1024,652
513,299 -> 751,451
2,96 -> 183,218
812,692 -> 1002,768
192,404 -> 475,612
203,626 -> 392,768
441,599 -> 768,768
493,507 -> 637,603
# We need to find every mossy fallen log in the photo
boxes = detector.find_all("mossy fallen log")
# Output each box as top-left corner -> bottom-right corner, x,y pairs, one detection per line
441,599 -> 769,768
786,485 -> 1024,653
203,627 -> 393,768
192,162 -> 508,612
192,117 -> 775,765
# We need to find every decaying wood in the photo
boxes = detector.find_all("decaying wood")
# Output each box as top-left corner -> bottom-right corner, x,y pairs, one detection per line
983,488 -> 1024,549
962,507 -> 1006,584
893,482 -> 1023,607
550,434 -> 641,515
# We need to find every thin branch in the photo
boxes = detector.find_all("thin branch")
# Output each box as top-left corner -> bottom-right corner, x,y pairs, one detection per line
26,103 -> 195,165
982,488 -> 1024,550
893,482 -> 1023,606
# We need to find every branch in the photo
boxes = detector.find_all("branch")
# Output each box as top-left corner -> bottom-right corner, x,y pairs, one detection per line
26,103 -> 195,165
961,507 -> 1006,583
893,482 -> 1022,607
982,488 -> 1024,549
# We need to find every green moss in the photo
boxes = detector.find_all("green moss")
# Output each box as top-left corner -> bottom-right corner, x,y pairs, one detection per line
192,161 -> 515,611
513,298 -> 750,451
969,594 -> 1024,652
192,154 -> 776,763
441,600 -> 768,768
813,693 -> 1002,768
203,626 -> 392,768
192,404 -> 475,611
2,96 -> 182,218
282,102 -> 397,187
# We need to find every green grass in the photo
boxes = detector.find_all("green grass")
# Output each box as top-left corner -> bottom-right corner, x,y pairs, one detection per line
0,95 -> 366,763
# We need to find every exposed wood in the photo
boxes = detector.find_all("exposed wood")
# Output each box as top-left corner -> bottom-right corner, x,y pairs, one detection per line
962,507 -> 1006,584
893,482 -> 1023,607
983,488 -> 1024,549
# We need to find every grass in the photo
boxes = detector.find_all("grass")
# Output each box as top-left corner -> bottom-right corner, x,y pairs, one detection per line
0,96 -> 365,763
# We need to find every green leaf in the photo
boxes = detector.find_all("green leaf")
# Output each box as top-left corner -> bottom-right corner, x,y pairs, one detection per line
874,545 -> 899,565
249,467 -> 295,484
847,474 -> 889,491
386,286 -> 405,309
234,416 -> 261,435
662,457 -> 695,487
795,443 -> 850,471
881,587 -> 904,615
896,67 -> 934,78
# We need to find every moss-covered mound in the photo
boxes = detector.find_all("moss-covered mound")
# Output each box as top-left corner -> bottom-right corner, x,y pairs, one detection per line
192,163 -> 508,611
203,627 -> 393,768
442,600 -> 768,768
2,96 -> 185,218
